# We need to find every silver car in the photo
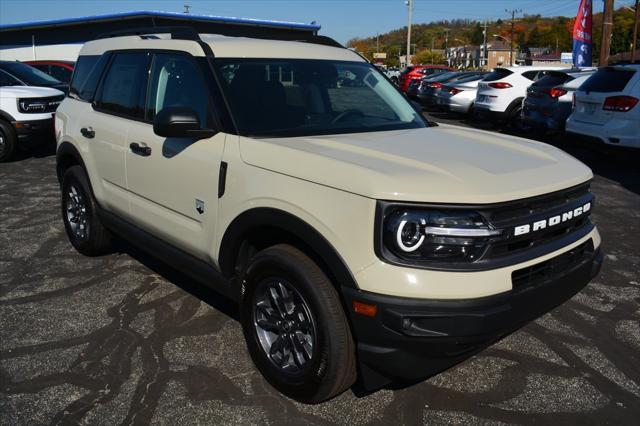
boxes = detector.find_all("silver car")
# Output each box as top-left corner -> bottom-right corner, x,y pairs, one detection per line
435,73 -> 488,114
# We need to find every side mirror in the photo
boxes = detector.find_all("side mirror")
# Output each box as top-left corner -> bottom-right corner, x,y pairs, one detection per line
153,106 -> 217,140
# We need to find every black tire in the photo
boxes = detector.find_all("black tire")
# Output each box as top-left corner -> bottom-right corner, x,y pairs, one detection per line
241,244 -> 356,403
0,120 -> 17,163
61,165 -> 112,256
506,102 -> 532,133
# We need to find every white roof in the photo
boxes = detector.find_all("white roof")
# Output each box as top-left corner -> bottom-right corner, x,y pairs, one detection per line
80,33 -> 364,62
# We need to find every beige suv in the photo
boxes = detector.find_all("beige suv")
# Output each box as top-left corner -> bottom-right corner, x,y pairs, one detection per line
55,29 -> 603,403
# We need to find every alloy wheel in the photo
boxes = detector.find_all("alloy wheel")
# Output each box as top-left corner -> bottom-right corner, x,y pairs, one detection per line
253,278 -> 316,373
65,184 -> 89,239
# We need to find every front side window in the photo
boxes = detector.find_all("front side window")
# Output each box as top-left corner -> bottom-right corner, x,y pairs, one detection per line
95,52 -> 149,119
214,59 -> 425,138
146,53 -> 211,127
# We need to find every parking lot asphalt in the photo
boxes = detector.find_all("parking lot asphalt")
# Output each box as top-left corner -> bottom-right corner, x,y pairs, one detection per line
1,116 -> 639,425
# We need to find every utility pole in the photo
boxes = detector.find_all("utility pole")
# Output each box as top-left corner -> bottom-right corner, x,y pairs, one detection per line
443,28 -> 450,65
505,8 -> 521,66
376,33 -> 380,54
406,0 -> 413,66
482,20 -> 488,69
599,0 -> 615,66
632,0 -> 639,63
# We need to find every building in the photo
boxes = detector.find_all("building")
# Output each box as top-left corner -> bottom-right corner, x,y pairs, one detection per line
0,10 -> 321,61
446,45 -> 482,69
484,40 -> 514,69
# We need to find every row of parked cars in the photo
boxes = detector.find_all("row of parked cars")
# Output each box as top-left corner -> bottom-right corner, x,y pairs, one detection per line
0,60 -> 74,162
396,63 -> 640,150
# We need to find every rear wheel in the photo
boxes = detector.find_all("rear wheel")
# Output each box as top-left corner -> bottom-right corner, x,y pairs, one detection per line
61,165 -> 113,256
241,244 -> 356,403
0,120 -> 17,163
507,103 -> 532,133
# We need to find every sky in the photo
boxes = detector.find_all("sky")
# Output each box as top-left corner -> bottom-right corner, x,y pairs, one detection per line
0,0 -> 637,44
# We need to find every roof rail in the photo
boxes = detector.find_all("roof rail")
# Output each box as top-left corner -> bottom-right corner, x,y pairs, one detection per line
94,26 -> 201,41
93,25 -> 345,53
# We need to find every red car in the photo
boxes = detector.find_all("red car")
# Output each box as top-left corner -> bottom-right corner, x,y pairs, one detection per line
398,65 -> 452,93
24,60 -> 75,83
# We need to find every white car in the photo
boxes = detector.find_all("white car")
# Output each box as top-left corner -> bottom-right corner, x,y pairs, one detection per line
475,66 -> 565,128
0,82 -> 64,162
566,65 -> 640,149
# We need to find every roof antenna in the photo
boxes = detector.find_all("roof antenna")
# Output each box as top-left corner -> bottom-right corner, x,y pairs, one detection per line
183,4 -> 191,14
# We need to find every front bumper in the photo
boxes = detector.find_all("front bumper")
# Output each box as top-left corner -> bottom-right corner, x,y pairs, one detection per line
12,118 -> 55,148
343,241 -> 602,390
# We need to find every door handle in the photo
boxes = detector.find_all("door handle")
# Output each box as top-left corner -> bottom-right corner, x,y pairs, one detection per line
130,142 -> 152,157
80,127 -> 95,139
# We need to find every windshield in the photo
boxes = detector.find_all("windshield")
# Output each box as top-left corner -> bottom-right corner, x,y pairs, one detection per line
214,59 -> 426,138
0,61 -> 61,86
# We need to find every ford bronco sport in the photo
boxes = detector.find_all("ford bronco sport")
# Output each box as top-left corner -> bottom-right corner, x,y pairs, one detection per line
55,28 -> 602,403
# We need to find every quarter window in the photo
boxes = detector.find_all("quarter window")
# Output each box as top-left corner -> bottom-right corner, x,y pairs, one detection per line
95,52 -> 149,119
146,53 -> 211,127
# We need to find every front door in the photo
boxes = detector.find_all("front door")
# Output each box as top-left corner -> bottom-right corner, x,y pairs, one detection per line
125,52 -> 225,261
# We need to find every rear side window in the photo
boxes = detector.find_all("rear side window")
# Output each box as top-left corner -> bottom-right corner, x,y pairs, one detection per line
533,73 -> 571,87
483,68 -> 513,81
70,55 -> 108,101
95,52 -> 150,119
580,68 -> 636,93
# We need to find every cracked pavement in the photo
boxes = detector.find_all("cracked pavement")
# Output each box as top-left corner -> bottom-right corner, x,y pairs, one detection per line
1,125 -> 639,424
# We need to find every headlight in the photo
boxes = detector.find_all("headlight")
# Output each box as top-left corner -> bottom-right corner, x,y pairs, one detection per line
380,208 -> 502,265
17,97 -> 62,113
18,98 -> 47,113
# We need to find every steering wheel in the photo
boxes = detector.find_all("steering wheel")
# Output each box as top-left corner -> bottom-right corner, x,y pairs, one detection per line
331,109 -> 364,124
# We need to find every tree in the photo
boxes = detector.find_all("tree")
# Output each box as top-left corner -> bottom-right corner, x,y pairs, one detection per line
470,22 -> 484,45
415,49 -> 446,64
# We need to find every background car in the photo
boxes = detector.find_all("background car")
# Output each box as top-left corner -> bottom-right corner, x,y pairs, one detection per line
566,65 -> 640,149
0,60 -> 68,92
474,66 -> 564,130
398,65 -> 452,92
522,70 -> 595,133
434,72 -> 489,114
416,71 -> 486,108
405,71 -> 458,100
24,60 -> 75,83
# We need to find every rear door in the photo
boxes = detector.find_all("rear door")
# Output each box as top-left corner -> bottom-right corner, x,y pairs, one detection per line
87,51 -> 151,217
125,52 -> 225,260
572,67 -> 638,125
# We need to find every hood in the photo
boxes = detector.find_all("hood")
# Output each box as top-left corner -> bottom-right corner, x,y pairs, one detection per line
239,125 -> 593,204
0,85 -> 64,98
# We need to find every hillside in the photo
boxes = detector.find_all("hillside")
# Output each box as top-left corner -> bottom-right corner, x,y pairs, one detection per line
347,6 -> 638,66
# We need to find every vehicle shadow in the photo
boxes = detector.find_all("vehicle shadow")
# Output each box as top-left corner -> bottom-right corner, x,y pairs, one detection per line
112,239 -> 240,322
11,142 -> 57,161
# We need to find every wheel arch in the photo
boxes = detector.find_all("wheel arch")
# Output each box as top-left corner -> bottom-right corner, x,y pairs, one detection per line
505,97 -> 525,117
56,141 -> 87,183
218,207 -> 359,291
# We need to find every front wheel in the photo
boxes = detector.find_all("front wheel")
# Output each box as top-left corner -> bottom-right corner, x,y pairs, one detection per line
0,120 -> 17,163
241,244 -> 356,403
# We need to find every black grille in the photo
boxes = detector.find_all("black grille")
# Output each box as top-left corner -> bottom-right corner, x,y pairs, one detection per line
480,182 -> 594,261
512,240 -> 594,290
18,95 -> 64,113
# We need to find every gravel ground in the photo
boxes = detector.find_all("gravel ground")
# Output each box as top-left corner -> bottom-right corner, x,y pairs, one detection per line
1,117 -> 639,425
